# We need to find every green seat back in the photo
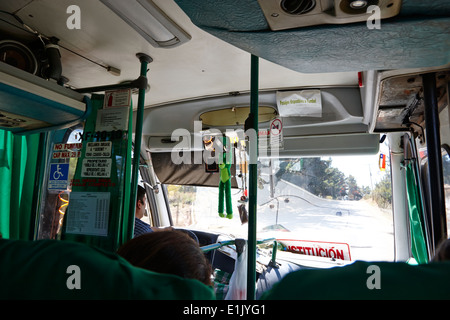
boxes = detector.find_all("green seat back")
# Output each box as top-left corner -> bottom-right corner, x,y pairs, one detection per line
261,260 -> 450,300
0,239 -> 215,300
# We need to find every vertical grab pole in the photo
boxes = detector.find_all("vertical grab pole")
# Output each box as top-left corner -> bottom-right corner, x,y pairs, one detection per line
422,72 -> 448,253
247,54 -> 259,300
127,53 -> 152,241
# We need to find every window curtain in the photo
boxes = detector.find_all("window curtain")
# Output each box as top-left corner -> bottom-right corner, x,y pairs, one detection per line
0,130 -> 40,240
405,162 -> 429,264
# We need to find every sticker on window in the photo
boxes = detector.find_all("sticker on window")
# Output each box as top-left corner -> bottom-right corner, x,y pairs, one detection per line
65,192 -> 110,236
278,239 -> 352,261
81,158 -> 112,178
48,163 -> 69,190
276,90 -> 322,117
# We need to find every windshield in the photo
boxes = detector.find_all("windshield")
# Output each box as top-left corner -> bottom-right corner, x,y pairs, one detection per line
167,152 -> 394,263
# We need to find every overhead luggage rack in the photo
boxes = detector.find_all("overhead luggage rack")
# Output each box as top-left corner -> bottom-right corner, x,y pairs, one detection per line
0,61 -> 90,135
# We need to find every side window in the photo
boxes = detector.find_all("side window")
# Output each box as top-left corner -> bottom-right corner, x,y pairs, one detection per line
36,124 -> 84,240
442,145 -> 450,238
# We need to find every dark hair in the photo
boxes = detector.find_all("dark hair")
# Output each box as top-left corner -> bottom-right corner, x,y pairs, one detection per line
117,230 -> 212,286
137,185 -> 146,204
432,239 -> 450,262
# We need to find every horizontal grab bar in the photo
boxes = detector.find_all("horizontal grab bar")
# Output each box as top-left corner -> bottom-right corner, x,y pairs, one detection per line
200,237 -> 276,253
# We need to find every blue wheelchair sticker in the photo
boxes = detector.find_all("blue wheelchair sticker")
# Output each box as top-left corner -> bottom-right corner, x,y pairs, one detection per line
48,163 -> 69,190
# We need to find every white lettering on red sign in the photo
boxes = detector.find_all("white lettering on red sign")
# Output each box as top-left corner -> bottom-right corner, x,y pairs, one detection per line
53,151 -> 81,159
53,143 -> 82,159
54,143 -> 83,151
278,239 -> 352,261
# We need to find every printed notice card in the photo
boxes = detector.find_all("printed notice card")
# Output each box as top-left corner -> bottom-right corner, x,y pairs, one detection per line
276,90 -> 322,117
65,192 -> 110,236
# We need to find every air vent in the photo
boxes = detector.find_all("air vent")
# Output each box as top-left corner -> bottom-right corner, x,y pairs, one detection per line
280,0 -> 316,15
257,0 -> 402,31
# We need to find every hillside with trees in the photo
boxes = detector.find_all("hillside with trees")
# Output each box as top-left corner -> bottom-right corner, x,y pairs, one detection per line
274,157 -> 391,208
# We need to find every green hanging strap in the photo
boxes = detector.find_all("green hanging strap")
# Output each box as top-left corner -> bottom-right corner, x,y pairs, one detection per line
218,136 -> 233,219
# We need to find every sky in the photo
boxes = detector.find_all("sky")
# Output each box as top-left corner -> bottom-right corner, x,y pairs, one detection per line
328,142 -> 390,188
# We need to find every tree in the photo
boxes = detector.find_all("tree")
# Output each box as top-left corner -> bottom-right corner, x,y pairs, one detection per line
167,185 -> 196,225
300,158 -> 330,196
347,175 -> 362,200
373,173 -> 392,208
279,157 -> 370,201
286,158 -> 348,199
324,166 -> 346,199
442,151 -> 450,185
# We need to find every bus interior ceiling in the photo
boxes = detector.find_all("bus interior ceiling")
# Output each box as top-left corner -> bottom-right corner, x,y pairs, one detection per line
0,0 -> 449,300
0,0 -> 447,137
0,0 -> 449,130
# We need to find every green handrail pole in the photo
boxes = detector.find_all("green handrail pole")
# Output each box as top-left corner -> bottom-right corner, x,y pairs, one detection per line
127,53 -> 152,241
31,132 -> 50,240
271,240 -> 278,265
422,72 -> 448,251
247,54 -> 259,300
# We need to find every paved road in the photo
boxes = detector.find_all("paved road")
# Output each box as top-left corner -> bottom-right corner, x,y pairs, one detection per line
257,180 -> 395,262
191,178 -> 394,262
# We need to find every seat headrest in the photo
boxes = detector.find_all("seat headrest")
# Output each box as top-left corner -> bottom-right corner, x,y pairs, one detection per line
0,239 -> 215,300
261,260 -> 450,300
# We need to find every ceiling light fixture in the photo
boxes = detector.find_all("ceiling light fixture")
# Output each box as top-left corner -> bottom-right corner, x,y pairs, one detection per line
100,0 -> 191,48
